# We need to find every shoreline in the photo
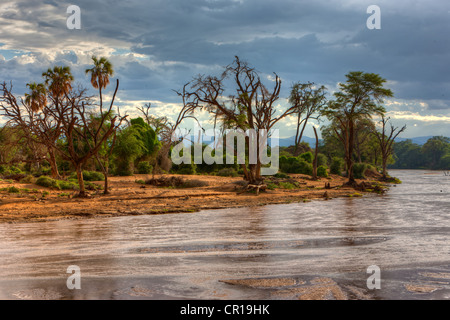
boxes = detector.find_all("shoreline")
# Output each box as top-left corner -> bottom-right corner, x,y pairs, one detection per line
0,173 -> 389,224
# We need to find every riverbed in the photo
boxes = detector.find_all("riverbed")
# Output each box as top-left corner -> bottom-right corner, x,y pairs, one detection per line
0,170 -> 449,300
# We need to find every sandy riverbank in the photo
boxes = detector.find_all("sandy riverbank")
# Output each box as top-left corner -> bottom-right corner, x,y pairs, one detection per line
0,173 -> 387,224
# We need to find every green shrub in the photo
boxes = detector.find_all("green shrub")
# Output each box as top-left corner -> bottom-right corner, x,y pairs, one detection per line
20,175 -> 35,184
316,153 -> 328,167
280,156 -> 312,175
175,163 -> 197,175
69,171 -> 105,181
300,151 -> 313,163
278,182 -> 298,189
137,161 -> 153,174
8,186 -> 20,193
274,172 -> 290,179
330,157 -> 344,175
317,165 -> 328,178
35,176 -> 59,189
267,182 -> 277,190
83,171 -> 105,181
353,163 -> 368,179
58,180 -> 79,190
216,168 -> 239,177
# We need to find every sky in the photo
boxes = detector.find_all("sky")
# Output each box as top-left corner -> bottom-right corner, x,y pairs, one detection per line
0,0 -> 449,139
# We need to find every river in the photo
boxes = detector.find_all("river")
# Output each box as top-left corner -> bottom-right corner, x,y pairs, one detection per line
0,170 -> 449,300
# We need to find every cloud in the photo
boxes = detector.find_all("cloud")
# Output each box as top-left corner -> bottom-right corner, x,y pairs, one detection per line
0,0 -> 449,138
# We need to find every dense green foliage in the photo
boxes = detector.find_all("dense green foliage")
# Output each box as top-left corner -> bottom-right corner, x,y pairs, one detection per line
390,136 -> 450,170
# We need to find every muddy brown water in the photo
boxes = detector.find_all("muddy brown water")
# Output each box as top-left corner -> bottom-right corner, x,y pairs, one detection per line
0,170 -> 449,300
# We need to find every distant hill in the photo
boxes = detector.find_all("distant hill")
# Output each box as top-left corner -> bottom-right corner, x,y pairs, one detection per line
179,134 -> 447,147
273,135 -> 449,147
274,136 -> 320,147
395,136 -> 448,146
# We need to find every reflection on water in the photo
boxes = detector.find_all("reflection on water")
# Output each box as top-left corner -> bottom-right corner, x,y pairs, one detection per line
0,170 -> 449,299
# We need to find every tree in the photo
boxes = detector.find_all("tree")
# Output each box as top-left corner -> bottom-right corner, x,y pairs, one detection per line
422,136 -> 450,169
1,82 -> 63,178
177,56 -> 297,184
312,126 -> 319,180
50,80 -> 125,197
1,65 -> 125,197
323,71 -> 393,184
85,56 -> 119,194
113,125 -> 146,176
289,82 -> 327,156
85,56 -> 114,109
42,66 -> 74,100
25,82 -> 47,113
373,116 -> 406,179
354,118 -> 376,163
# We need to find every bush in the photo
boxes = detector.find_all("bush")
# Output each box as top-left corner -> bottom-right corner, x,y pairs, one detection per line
58,180 -> 79,190
278,182 -> 298,189
316,153 -> 328,167
297,159 -> 313,175
8,186 -> 20,193
82,171 -> 105,181
36,176 -> 80,190
174,163 -> 197,175
274,172 -> 290,179
115,160 -> 134,176
69,171 -> 105,181
353,163 -> 368,179
0,165 -> 24,178
20,175 -> 35,184
35,176 -> 59,189
330,157 -> 344,175
300,151 -> 313,163
216,168 -> 239,177
317,165 -> 328,178
280,156 -> 312,175
137,161 -> 153,174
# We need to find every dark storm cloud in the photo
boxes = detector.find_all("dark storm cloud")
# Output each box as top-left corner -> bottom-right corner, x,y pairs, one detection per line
0,0 -> 449,135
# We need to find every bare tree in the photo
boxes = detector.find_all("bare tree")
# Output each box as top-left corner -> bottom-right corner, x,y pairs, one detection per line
176,56 -> 298,184
373,116 -> 406,179
0,81 -> 63,178
289,82 -> 327,156
51,81 -> 126,197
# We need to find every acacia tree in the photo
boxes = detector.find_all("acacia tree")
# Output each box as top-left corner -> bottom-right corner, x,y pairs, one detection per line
289,82 -> 327,156
323,71 -> 393,184
373,116 -> 406,179
0,81 -> 63,178
354,118 -> 376,163
177,56 -> 298,184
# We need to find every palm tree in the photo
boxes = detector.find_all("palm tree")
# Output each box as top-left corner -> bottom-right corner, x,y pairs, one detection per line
85,56 -> 114,107
85,56 -> 115,194
42,66 -> 74,100
25,82 -> 47,112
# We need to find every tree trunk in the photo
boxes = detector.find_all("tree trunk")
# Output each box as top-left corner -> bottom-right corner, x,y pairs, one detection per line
346,119 -> 356,184
76,164 -> 86,197
312,127 -> 319,180
48,148 -> 61,179
382,155 -> 388,179
104,171 -> 110,195
95,154 -> 110,195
